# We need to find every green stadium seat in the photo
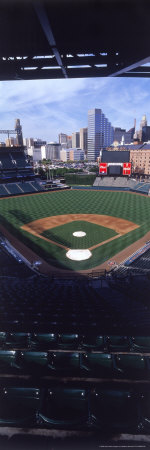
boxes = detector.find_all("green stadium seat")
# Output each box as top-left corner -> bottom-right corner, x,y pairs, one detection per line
31,333 -> 57,349
132,336 -> 150,352
0,387 -> 40,425
115,354 -> 147,378
8,332 -> 30,348
82,335 -> 105,350
91,388 -> 139,431
57,333 -> 80,349
0,332 -> 7,347
0,350 -> 20,372
139,391 -> 150,431
39,388 -> 88,427
81,353 -> 113,377
107,335 -> 131,351
48,352 -> 80,373
20,351 -> 48,373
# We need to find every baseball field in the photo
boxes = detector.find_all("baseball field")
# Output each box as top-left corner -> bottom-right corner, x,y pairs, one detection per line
0,189 -> 150,271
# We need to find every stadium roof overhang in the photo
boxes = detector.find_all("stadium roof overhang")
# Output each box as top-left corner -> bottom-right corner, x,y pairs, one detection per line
1,0 -> 150,81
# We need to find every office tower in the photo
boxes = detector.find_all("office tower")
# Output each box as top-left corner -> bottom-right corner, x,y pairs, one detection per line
142,125 -> 150,142
80,128 -> 87,153
60,149 -> 71,162
114,125 -> 135,145
87,109 -> 114,161
72,132 -> 80,148
15,118 -> 23,146
139,115 -> 147,141
69,148 -> 85,161
59,133 -> 68,145
45,142 -> 61,160
59,133 -> 72,148
67,136 -> 72,148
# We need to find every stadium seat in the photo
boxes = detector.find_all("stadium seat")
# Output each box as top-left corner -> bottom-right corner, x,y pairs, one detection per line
48,351 -> 80,373
115,354 -> 147,378
106,335 -> 131,351
39,387 -> 88,427
31,333 -> 57,349
90,388 -> 139,431
7,332 -> 31,348
132,336 -> 150,352
81,335 -> 105,350
0,387 -> 40,425
20,351 -> 48,373
57,333 -> 80,349
139,390 -> 150,431
81,353 -> 113,377
0,332 -> 7,347
0,350 -> 20,372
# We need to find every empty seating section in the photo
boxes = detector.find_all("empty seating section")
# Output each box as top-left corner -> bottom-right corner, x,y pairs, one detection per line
90,387 -> 139,431
10,151 -> 29,168
129,248 -> 150,271
0,185 -> 8,196
0,152 -> 14,169
0,243 -> 150,431
39,387 -> 89,427
0,385 -> 149,431
1,276 -> 150,333
5,183 -> 22,195
0,387 -> 40,425
0,243 -> 33,277
0,346 -> 150,379
17,181 -> 37,193
93,177 -> 150,195
30,180 -> 45,191
93,177 -> 136,189
0,181 -> 45,196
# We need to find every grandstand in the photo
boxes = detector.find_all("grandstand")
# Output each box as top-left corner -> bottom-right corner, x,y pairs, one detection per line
1,1 -> 150,446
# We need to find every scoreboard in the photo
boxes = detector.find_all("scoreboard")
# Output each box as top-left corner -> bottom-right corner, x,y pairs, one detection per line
99,163 -> 108,174
99,162 -> 131,176
123,162 -> 131,176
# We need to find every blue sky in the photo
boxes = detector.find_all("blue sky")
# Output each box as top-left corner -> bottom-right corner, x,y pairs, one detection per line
0,76 -> 150,142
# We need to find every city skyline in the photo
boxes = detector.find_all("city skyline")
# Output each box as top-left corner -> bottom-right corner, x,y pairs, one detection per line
0,76 -> 150,142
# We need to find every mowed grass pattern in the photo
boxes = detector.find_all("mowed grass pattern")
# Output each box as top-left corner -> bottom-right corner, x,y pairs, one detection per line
0,190 -> 150,270
42,221 -> 117,249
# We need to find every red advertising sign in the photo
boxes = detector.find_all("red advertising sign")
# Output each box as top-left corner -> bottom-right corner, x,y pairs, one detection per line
123,162 -> 131,176
99,163 -> 107,174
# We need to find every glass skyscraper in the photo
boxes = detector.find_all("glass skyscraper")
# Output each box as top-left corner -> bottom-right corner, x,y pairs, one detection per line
87,109 -> 114,161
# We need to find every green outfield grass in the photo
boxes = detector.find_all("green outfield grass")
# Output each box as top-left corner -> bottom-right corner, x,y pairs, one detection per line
42,220 -> 117,249
0,190 -> 150,270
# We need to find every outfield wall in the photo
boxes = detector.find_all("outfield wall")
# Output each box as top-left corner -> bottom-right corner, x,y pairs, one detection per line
72,186 -> 149,195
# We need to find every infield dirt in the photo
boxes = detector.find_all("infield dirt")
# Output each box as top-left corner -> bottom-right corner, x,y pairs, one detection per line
22,213 -> 139,251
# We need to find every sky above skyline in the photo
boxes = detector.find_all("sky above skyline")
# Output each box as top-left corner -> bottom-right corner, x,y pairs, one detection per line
0,76 -> 150,142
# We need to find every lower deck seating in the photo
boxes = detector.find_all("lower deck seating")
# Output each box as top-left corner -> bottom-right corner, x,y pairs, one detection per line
0,185 -> 8,196
0,347 -> 149,379
5,183 -> 22,195
0,248 -> 150,432
0,384 -> 149,431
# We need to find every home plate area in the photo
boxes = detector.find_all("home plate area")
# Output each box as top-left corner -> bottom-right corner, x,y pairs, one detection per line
66,249 -> 92,261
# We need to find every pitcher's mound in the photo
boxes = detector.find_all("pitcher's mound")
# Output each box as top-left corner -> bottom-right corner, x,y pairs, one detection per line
73,231 -> 86,237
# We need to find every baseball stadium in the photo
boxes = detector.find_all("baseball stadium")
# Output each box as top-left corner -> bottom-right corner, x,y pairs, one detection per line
0,144 -> 150,443
1,1 -> 150,448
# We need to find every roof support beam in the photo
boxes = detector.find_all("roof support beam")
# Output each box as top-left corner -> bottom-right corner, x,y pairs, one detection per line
109,56 -> 150,77
33,1 -> 68,78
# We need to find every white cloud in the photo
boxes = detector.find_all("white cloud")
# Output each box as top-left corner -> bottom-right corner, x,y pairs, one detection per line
0,77 -> 150,141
